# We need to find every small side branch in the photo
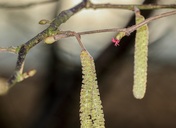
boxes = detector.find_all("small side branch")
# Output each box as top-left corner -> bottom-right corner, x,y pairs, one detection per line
1,0 -> 176,93
53,9 -> 176,40
54,31 -> 87,50
86,1 -> 176,10
1,0 -> 176,10
0,46 -> 20,54
127,10 -> 176,33
6,0 -> 88,87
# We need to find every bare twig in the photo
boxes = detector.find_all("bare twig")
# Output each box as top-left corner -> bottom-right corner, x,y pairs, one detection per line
54,31 -> 87,50
1,0 -> 176,92
0,46 -> 19,54
1,0 -> 176,10
128,10 -> 176,32
53,9 -> 176,40
86,1 -> 176,10
7,0 -> 89,87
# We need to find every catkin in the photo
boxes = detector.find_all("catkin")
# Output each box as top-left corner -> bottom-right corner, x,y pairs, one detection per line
115,31 -> 126,40
133,11 -> 149,99
80,50 -> 105,128
0,78 -> 9,95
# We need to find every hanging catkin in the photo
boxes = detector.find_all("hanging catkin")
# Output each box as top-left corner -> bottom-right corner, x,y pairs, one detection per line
133,10 -> 149,99
80,50 -> 105,128
0,78 -> 9,95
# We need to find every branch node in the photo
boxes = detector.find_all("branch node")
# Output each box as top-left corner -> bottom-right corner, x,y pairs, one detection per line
85,0 -> 92,8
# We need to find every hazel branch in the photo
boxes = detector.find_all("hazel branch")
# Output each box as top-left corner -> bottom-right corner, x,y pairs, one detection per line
1,0 -> 176,94
52,9 -> 176,41
54,31 -> 87,50
80,10 -> 176,35
6,0 -> 89,88
86,1 -> 176,10
0,46 -> 20,54
1,0 -> 176,10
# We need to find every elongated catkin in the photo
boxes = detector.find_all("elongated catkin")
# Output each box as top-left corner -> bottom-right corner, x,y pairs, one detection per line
133,11 -> 149,99
0,78 -> 9,95
80,50 -> 105,128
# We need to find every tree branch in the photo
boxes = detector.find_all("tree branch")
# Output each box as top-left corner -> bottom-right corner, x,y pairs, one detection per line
53,9 -> 176,40
6,0 -> 88,88
1,0 -> 176,10
0,46 -> 19,54
1,0 -> 176,94
86,1 -> 176,10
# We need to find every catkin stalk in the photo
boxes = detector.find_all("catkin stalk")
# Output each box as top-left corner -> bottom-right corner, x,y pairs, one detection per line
133,10 -> 149,99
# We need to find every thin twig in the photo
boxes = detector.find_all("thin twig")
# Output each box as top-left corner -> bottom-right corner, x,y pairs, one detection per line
127,9 -> 176,33
87,1 -> 176,10
7,0 -> 88,86
55,31 -> 87,50
79,10 -> 176,35
1,0 -> 176,90
53,9 -> 176,39
1,0 -> 176,10
0,46 -> 19,54
73,33 -> 87,50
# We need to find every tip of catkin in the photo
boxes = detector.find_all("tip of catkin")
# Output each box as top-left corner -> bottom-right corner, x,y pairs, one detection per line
133,84 -> 146,99
0,78 -> 9,95
133,91 -> 145,99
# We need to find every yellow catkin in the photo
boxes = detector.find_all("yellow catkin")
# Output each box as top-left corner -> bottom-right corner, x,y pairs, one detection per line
133,11 -> 149,99
115,31 -> 126,40
0,78 -> 9,95
80,50 -> 105,128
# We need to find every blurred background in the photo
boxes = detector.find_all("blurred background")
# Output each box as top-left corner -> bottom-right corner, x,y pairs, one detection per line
0,0 -> 176,128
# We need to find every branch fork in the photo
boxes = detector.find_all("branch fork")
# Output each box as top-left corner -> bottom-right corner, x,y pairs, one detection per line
0,0 -> 176,93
